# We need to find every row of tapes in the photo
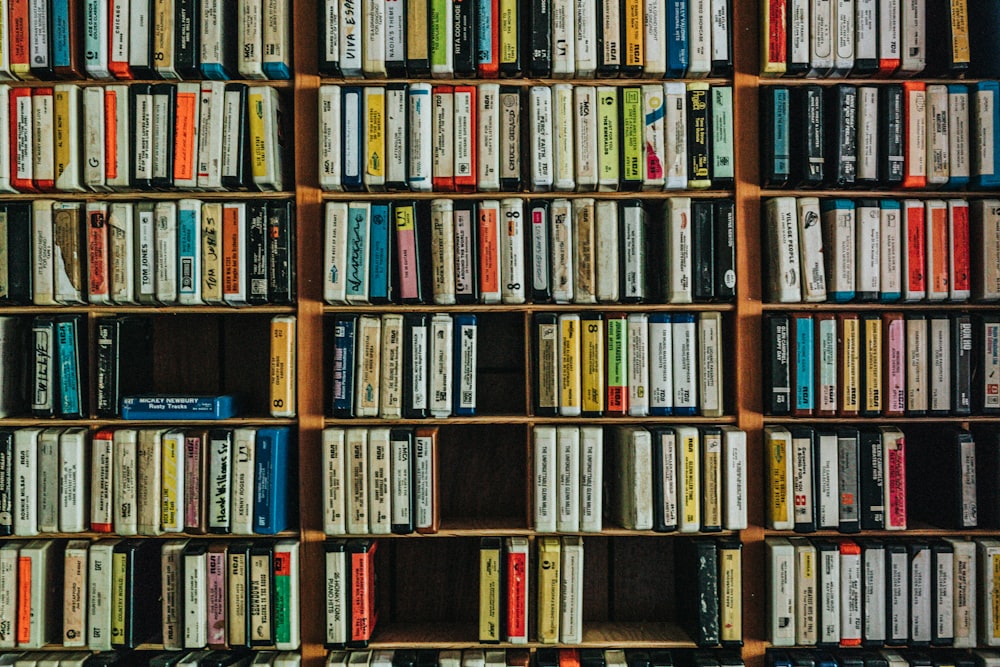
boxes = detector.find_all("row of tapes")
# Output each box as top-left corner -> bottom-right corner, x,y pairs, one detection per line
0,199 -> 296,307
159,539 -> 300,651
98,315 -> 295,420
0,539 -> 301,651
327,652 -> 746,667
533,425 -> 747,533
769,653 -> 1000,667
324,537 -> 742,648
0,315 -> 296,419
321,427 -> 440,536
1,314 -> 86,419
318,0 -> 733,79
764,312 -> 1000,417
0,653 -> 301,667
769,425 -> 1000,533
761,0 -> 994,78
321,423 -> 749,537
0,426 -> 294,537
479,536 -> 742,646
765,197 -> 1000,304
322,540 -> 376,648
535,312 -> 725,418
761,83 -> 1000,191
331,314 -> 477,420
0,83 -> 286,194
766,425 -> 907,533
318,83 -> 734,193
325,198 -> 736,307
0,0 -> 292,81
494,538 -> 739,646
766,537 -> 999,648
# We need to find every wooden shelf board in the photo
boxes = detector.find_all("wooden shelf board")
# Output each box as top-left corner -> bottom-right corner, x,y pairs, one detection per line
0,191 -> 295,200
325,416 -> 738,426
319,78 -> 734,88
24,645 -> 130,652
760,188 -> 1000,198
3,79 -> 294,89
323,304 -> 736,314
368,622 -> 698,649
524,416 -> 740,425
326,415 -> 527,426
419,518 -> 529,536
320,190 -> 735,201
30,643 -> 169,652
757,77 -> 991,86
578,622 -> 698,647
763,416 -> 1000,424
0,305 -> 296,315
7,530 -> 301,540
0,417 -> 298,427
132,642 -> 291,651
762,302 -> 1000,311
757,641 -> 978,650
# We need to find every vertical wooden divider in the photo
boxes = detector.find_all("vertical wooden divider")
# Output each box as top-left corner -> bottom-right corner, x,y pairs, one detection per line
733,4 -> 766,667
291,0 -> 766,662
293,1 -> 327,663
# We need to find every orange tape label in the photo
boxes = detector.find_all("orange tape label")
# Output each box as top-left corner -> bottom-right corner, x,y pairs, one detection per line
174,92 -> 198,181
104,91 -> 118,180
17,557 -> 30,644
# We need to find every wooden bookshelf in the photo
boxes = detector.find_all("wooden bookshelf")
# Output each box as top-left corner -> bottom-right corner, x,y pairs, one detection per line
291,0 -> 761,663
2,0 -> 996,664
725,10 -> 1000,667
286,0 -> 997,667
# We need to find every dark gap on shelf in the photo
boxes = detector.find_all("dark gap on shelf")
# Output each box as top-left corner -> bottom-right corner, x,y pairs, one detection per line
438,425 -> 527,526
